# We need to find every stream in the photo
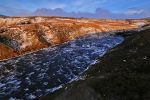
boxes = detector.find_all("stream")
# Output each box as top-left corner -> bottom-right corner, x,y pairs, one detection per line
0,34 -> 124,100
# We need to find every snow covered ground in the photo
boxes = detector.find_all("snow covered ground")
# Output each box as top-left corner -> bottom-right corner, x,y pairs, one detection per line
0,34 -> 124,100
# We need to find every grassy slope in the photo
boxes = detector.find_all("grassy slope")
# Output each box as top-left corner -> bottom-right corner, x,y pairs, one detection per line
41,28 -> 150,100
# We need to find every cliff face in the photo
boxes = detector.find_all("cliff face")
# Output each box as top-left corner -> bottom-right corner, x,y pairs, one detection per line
0,17 -> 149,60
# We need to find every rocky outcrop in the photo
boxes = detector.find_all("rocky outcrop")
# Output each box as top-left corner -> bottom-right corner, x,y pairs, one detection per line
0,17 -> 149,60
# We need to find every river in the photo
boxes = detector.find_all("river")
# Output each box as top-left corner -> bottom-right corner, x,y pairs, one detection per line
0,34 -> 124,100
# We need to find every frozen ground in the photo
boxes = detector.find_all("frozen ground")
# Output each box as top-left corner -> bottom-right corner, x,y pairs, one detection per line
0,34 -> 124,100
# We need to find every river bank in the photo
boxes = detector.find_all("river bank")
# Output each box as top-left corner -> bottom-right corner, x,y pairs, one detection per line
0,17 -> 148,60
41,26 -> 150,100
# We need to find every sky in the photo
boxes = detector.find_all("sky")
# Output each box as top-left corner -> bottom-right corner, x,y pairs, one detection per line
0,0 -> 150,19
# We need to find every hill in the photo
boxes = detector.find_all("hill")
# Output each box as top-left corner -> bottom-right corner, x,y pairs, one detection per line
0,17 -> 149,60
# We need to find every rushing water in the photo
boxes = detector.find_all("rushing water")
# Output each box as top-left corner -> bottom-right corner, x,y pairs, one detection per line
0,34 -> 124,100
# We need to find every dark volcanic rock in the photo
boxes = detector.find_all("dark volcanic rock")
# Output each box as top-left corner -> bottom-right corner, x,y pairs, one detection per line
41,28 -> 150,100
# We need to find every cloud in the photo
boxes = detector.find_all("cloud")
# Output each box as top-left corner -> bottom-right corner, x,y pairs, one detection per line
125,8 -> 144,15
48,4 -> 66,9
32,8 -> 67,16
124,7 -> 150,18
69,0 -> 106,12
0,5 -> 149,19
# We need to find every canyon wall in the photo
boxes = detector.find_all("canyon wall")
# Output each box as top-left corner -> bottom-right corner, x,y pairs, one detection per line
0,17 -> 149,60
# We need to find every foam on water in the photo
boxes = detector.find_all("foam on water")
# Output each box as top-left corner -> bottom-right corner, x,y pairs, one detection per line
0,34 -> 124,99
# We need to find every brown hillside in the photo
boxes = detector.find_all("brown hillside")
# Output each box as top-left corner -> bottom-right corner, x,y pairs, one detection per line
0,17 -> 149,60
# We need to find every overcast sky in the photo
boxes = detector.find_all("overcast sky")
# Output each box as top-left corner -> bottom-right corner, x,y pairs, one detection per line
0,0 -> 149,18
